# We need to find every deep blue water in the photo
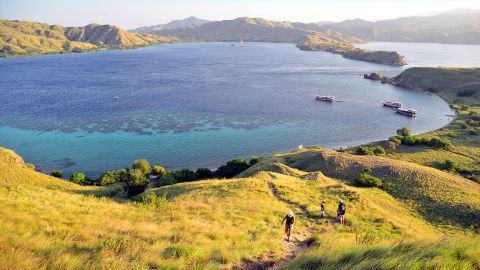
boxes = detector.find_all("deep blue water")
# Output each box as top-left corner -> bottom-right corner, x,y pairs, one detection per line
0,42 -> 457,177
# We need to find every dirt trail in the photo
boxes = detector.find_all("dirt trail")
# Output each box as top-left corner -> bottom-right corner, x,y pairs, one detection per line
266,183 -> 315,270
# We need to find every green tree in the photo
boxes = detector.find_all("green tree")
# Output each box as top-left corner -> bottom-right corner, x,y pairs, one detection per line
195,168 -> 213,180
123,169 -> 149,196
355,146 -> 374,156
444,159 -> 457,171
98,169 -> 127,186
373,145 -> 386,156
153,165 -> 167,176
354,168 -> 383,188
155,174 -> 177,187
171,169 -> 196,182
132,159 -> 151,175
397,127 -> 411,137
52,170 -> 63,178
249,156 -> 259,165
215,158 -> 250,178
70,172 -> 88,185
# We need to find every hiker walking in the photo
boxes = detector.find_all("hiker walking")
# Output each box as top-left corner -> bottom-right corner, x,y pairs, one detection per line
320,200 -> 326,218
282,211 -> 295,241
337,199 -> 346,225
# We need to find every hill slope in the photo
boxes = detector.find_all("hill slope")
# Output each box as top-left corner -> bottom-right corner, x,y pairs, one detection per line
0,20 -> 178,57
3,146 -> 480,269
322,10 -> 480,44
132,16 -> 210,32
240,148 -> 480,228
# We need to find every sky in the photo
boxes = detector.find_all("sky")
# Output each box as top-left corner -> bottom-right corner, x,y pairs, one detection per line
1,0 -> 479,29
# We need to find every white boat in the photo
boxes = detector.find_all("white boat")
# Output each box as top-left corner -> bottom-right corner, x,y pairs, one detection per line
396,108 -> 418,117
113,96 -> 119,100
240,39 -> 245,47
315,95 -> 335,102
383,101 -> 402,108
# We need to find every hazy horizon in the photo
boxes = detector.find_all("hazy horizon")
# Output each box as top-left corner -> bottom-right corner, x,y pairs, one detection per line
1,0 -> 479,29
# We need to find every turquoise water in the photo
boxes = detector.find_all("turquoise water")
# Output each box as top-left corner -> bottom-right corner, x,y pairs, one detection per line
0,42 -> 456,177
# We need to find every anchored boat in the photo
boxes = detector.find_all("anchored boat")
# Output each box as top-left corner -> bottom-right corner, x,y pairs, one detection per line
315,95 -> 335,102
383,101 -> 402,108
396,108 -> 418,117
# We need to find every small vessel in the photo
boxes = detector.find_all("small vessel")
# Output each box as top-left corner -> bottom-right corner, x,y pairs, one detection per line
240,39 -> 245,47
315,95 -> 335,102
113,96 -> 119,100
383,101 -> 402,108
396,108 -> 418,117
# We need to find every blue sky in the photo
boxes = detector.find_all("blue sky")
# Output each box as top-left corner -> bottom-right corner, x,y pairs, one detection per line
1,0 -> 479,29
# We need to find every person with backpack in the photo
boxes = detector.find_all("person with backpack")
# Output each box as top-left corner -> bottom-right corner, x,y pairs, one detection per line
320,200 -> 326,218
337,199 -> 346,225
281,211 -> 295,241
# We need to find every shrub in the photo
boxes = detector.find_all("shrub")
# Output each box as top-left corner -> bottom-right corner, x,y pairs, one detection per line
137,192 -> 168,209
215,158 -> 251,178
443,159 -> 458,171
354,168 -> 383,188
428,138 -> 452,150
457,89 -> 477,97
171,169 -> 196,182
396,127 -> 411,137
249,156 -> 259,165
123,169 -> 149,196
70,172 -> 89,185
470,112 -> 480,121
460,123 -> 470,129
153,165 -> 167,176
355,146 -> 374,156
98,169 -> 127,186
461,105 -> 469,111
469,128 -> 479,135
195,168 -> 213,180
155,174 -> 177,187
52,170 -> 63,178
402,136 -> 417,146
132,159 -> 151,175
372,145 -> 386,156
389,136 -> 401,146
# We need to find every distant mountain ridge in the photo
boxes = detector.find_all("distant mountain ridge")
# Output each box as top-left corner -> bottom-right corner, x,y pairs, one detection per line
0,19 -> 178,57
132,16 -> 210,32
321,10 -> 480,44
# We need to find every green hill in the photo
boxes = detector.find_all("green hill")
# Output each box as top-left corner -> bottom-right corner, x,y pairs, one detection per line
1,145 -> 479,269
0,20 -> 178,57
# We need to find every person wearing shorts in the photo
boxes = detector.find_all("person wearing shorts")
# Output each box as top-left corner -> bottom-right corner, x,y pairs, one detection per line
282,211 -> 295,241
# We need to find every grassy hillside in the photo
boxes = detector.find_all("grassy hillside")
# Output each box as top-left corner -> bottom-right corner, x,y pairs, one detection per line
298,34 -> 406,66
389,67 -> 480,105
0,20 -> 178,57
362,68 -> 480,183
2,146 -> 479,269
240,148 -> 480,228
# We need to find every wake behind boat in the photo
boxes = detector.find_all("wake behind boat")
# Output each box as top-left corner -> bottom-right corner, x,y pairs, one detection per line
315,95 -> 335,102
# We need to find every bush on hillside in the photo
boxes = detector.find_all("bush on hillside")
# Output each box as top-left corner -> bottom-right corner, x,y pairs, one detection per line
98,169 -> 127,186
355,146 -> 374,156
123,169 -> 149,196
396,127 -> 411,137
52,170 -> 63,178
154,174 -> 177,187
461,105 -> 469,110
354,168 -> 383,188
195,168 -> 214,180
470,112 -> 480,121
132,159 -> 151,175
457,89 -> 476,97
171,169 -> 196,183
215,158 -> 251,178
249,156 -> 259,165
428,138 -> 452,150
372,145 -> 386,156
153,165 -> 167,176
443,159 -> 458,171
70,172 -> 90,185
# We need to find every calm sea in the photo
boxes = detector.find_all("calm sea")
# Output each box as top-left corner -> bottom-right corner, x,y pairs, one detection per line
1,42 -> 466,177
